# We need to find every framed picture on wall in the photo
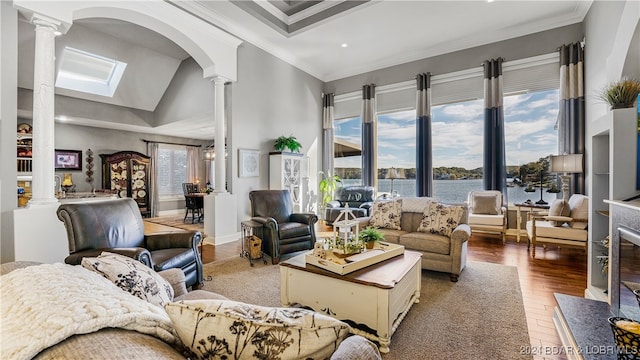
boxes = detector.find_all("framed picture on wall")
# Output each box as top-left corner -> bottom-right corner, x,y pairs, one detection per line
239,149 -> 260,177
54,149 -> 82,170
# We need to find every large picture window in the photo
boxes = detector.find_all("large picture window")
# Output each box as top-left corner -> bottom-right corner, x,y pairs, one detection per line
157,144 -> 187,197
333,116 -> 362,185
377,109 -> 416,197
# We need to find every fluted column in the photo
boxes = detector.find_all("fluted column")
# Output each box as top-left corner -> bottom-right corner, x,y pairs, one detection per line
28,14 -> 60,206
212,76 -> 227,193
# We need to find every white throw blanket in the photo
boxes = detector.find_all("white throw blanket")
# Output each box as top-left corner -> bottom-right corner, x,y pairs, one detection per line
1,263 -> 176,360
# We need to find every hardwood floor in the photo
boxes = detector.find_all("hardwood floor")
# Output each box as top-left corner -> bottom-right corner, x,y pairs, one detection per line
167,222 -> 588,360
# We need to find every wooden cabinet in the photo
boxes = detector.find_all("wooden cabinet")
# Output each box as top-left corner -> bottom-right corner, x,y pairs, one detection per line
101,151 -> 151,217
269,152 -> 303,212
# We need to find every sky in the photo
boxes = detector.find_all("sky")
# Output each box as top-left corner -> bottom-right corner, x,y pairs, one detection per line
334,89 -> 560,170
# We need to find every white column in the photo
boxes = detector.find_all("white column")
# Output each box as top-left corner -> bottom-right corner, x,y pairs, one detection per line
212,76 -> 227,193
28,14 -> 60,206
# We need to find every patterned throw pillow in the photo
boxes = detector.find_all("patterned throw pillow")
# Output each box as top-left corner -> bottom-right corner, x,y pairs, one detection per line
369,198 -> 402,230
81,252 -> 173,307
417,202 -> 465,237
165,299 -> 351,360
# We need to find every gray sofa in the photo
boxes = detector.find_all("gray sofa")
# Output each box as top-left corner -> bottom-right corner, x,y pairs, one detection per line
1,262 -> 381,360
325,185 -> 375,225
358,198 -> 471,282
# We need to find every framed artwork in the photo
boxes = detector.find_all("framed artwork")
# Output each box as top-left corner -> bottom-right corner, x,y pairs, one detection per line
54,149 -> 82,170
239,149 -> 260,177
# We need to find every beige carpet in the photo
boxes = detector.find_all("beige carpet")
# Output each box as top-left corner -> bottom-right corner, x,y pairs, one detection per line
202,256 -> 532,359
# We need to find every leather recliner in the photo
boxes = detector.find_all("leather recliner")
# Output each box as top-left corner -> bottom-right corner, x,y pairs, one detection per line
324,185 -> 375,225
56,198 -> 203,289
249,190 -> 318,264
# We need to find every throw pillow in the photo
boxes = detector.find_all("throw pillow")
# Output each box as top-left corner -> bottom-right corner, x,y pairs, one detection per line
81,252 -> 173,307
568,194 -> 589,229
369,198 -> 402,230
547,199 -> 571,226
417,202 -> 465,237
472,193 -> 499,215
401,197 -> 434,213
165,299 -> 351,360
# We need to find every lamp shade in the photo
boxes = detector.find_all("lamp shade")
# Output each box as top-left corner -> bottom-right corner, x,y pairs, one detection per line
386,167 -> 406,179
550,154 -> 583,173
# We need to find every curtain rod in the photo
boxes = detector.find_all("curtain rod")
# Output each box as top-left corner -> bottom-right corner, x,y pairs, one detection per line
140,139 -> 202,147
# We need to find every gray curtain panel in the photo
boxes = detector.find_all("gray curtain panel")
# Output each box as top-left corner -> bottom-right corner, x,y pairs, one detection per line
322,93 -> 335,177
483,58 -> 508,205
147,142 -> 159,218
416,73 -> 433,197
558,43 -> 585,196
361,84 -> 377,187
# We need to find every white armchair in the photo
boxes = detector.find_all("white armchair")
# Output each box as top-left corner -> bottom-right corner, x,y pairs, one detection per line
526,194 -> 589,257
467,190 -> 507,243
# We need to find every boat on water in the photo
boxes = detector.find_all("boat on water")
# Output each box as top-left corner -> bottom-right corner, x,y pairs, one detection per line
524,183 -> 537,192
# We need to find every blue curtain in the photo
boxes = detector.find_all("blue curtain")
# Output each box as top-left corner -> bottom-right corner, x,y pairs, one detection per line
361,84 -> 377,187
483,58 -> 507,204
558,43 -> 585,196
322,93 -> 335,177
416,73 -> 433,197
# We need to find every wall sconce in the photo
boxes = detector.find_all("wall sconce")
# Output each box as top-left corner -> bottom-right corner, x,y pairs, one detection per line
202,144 -> 228,161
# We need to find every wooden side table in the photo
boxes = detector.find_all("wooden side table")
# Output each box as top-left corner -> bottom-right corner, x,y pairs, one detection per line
240,220 -> 267,266
514,202 -> 550,242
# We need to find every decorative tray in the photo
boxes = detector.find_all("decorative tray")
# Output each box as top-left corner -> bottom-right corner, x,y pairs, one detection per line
305,242 -> 404,275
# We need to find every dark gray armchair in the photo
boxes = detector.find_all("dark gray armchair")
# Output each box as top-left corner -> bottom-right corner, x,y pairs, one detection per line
324,185 -> 375,225
57,198 -> 203,289
249,190 -> 318,264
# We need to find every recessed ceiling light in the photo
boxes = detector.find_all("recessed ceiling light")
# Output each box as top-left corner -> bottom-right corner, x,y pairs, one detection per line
341,43 -> 348,48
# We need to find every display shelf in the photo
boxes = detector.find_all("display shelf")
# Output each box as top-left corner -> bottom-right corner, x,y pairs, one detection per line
596,210 -> 610,217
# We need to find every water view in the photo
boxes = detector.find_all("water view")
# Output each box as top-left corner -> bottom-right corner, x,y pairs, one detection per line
341,178 -> 560,205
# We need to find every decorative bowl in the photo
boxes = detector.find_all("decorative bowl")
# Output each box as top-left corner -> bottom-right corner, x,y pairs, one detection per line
608,316 -> 640,359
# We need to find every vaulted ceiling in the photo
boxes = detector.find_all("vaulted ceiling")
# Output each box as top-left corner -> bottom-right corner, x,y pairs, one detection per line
16,1 -> 592,139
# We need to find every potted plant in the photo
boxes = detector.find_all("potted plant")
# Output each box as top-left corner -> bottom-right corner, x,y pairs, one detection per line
359,226 -> 384,249
318,171 -> 341,220
597,78 -> 640,110
274,135 -> 302,153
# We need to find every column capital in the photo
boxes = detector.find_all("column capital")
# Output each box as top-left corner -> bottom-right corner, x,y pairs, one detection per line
30,13 -> 61,32
209,76 -> 231,85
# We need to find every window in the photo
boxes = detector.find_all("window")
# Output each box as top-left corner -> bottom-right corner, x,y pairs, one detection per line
377,109 -> 416,197
504,89 -> 559,204
157,144 -> 187,197
431,99 -> 485,203
333,116 -> 362,186
55,47 -> 127,97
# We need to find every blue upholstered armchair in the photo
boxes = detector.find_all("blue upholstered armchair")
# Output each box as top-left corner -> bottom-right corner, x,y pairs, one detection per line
324,185 -> 375,225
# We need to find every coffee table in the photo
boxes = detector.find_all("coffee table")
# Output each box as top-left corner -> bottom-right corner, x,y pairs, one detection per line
279,250 -> 422,353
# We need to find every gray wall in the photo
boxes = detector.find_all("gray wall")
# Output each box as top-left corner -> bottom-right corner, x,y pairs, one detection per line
324,24 -> 584,95
1,1 -> 19,263
229,42 -> 324,223
154,57 -> 214,127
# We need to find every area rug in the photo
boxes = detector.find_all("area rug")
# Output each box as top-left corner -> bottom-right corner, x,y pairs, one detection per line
202,257 -> 532,359
145,215 -> 205,236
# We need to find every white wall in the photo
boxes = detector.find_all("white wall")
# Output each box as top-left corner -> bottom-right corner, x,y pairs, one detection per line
584,0 -> 640,195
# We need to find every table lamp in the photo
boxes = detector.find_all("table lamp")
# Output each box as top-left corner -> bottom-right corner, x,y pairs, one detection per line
550,153 -> 583,202
386,167 -> 405,196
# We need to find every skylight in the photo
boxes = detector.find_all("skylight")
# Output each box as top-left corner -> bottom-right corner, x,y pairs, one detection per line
55,47 -> 127,97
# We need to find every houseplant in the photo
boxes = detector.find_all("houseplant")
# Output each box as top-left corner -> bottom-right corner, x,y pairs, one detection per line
318,171 -> 341,220
274,135 -> 302,153
597,78 -> 640,110
359,226 -> 384,249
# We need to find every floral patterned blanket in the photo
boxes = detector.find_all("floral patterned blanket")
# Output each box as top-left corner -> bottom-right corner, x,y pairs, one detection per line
0,263 -> 176,360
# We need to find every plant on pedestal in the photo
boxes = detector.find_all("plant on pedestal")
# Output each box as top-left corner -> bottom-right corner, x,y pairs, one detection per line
274,135 -> 302,153
597,78 -> 640,110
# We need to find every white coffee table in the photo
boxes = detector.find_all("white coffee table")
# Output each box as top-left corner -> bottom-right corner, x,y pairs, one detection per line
279,250 -> 422,353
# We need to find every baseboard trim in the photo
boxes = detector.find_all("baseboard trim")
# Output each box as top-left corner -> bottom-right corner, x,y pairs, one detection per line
203,232 -> 240,246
